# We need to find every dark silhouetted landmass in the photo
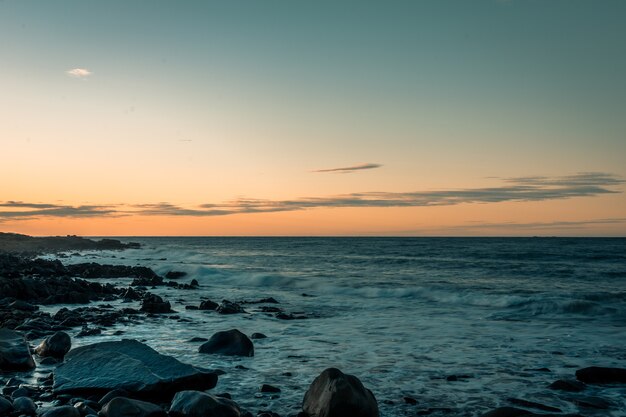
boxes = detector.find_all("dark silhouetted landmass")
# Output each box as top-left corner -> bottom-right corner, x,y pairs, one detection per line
0,232 -> 139,254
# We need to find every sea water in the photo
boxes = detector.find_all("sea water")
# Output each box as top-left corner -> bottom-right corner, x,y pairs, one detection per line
42,237 -> 626,416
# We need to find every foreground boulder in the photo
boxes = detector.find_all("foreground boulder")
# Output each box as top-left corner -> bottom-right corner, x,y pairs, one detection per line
53,340 -> 217,400
0,397 -> 14,416
35,331 -> 71,359
169,390 -> 240,417
302,368 -> 378,417
0,328 -> 36,371
100,397 -> 166,417
576,366 -> 626,384
198,330 -> 254,357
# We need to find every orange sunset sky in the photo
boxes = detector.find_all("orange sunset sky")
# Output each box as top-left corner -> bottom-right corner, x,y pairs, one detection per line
1,1 -> 625,236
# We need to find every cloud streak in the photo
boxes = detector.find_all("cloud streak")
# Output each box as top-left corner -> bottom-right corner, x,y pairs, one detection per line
66,68 -> 92,78
1,172 -> 622,221
451,218 -> 626,231
313,163 -> 382,173
0,202 -> 116,221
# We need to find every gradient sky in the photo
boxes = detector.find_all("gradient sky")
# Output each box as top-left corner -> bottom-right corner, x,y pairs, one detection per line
1,0 -> 625,236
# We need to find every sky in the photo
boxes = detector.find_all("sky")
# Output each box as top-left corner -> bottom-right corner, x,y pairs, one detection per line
1,0 -> 625,236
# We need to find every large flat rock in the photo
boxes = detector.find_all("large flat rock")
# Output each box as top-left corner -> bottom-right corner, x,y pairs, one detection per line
0,328 -> 36,371
53,340 -> 217,400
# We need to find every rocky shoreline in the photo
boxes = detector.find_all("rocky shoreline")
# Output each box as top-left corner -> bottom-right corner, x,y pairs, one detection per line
1,235 -> 625,417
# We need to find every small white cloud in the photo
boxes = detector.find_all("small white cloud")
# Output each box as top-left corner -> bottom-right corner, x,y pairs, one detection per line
66,68 -> 92,78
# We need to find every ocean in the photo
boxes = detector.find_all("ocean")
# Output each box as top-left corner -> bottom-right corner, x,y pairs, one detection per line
41,237 -> 626,416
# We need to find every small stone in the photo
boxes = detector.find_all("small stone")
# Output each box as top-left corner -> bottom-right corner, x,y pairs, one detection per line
260,384 -> 280,393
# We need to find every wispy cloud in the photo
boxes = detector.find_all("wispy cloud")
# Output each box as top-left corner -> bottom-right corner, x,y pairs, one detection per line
0,202 -> 116,221
452,218 -> 626,231
1,172 -> 622,221
313,163 -> 382,173
66,68 -> 92,78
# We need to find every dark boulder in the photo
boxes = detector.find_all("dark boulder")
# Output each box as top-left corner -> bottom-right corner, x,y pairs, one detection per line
548,379 -> 585,392
251,333 -> 267,340
165,271 -> 187,280
73,401 -> 98,416
35,331 -> 72,359
301,368 -> 378,417
0,397 -> 13,416
169,390 -> 240,417
53,340 -> 217,400
13,396 -> 37,415
260,384 -> 280,393
140,295 -> 172,314
9,301 -> 37,312
98,390 -> 130,407
0,328 -> 36,371
198,300 -> 218,311
575,366 -> 626,384
198,330 -> 254,357
100,397 -> 166,417
41,406 -> 81,417
216,301 -> 245,315
506,399 -> 560,413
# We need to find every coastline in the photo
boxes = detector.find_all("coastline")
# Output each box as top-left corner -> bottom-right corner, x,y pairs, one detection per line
1,234 -> 625,417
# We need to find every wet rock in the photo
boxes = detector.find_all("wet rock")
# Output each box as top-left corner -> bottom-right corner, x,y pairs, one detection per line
98,390 -> 129,407
251,333 -> 267,340
216,301 -> 245,315
198,300 -> 218,311
165,271 -> 187,279
130,276 -> 164,287
41,405 -> 81,417
100,397 -> 166,417
121,288 -> 141,301
275,313 -> 307,320
189,279 -> 199,287
40,357 -> 59,365
54,340 -> 217,400
73,401 -> 98,416
571,396 -> 612,409
548,379 -> 585,392
506,399 -> 561,413
76,327 -> 101,338
0,397 -> 14,416
259,307 -> 282,313
575,366 -> 626,384
403,396 -> 418,405
242,298 -> 279,304
35,331 -> 72,359
140,295 -> 172,314
11,387 -> 30,398
260,384 -> 280,393
0,328 -> 36,371
186,338 -> 208,343
302,368 -> 378,417
66,264 -> 157,281
9,301 -> 37,312
169,390 -> 240,417
199,330 -> 254,357
13,396 -> 37,415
